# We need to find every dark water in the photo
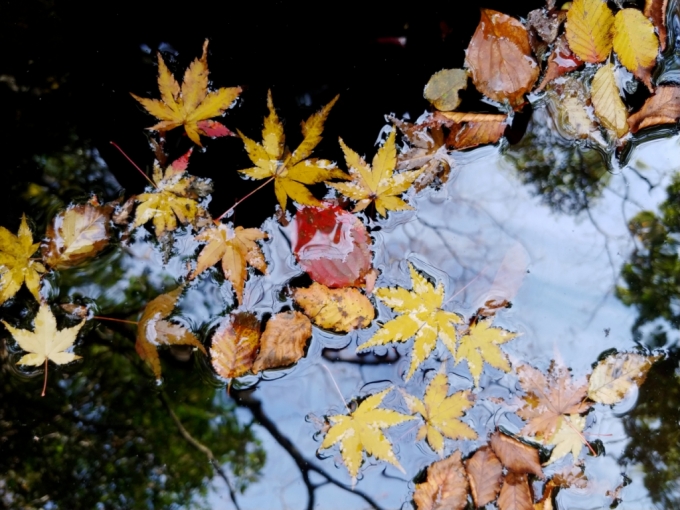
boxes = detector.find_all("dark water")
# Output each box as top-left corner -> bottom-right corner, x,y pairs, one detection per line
3,1 -> 680,509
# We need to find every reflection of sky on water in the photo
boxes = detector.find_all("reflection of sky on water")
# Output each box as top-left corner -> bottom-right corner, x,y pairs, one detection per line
199,133 -> 680,509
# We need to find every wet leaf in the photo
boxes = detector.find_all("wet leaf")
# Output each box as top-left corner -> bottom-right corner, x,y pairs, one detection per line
251,311 -> 312,374
591,63 -> 628,138
42,204 -> 112,270
191,224 -> 267,305
136,287 -> 206,380
320,388 -> 415,480
292,205 -> 372,288
464,446 -> 502,507
535,36 -> 584,91
490,431 -> 544,478
565,0 -> 614,63
403,372 -> 477,455
238,91 -> 348,210
587,351 -> 660,404
465,9 -> 539,109
628,85 -> 680,132
435,111 -> 508,150
517,362 -> 591,440
527,7 -> 567,44
356,263 -> 462,380
497,472 -> 533,510
0,214 -> 46,304
545,414 -> 586,464
644,0 -> 668,51
423,69 -> 468,111
413,451 -> 469,510
613,8 -> 659,89
329,130 -> 423,217
456,319 -> 517,387
210,312 -> 260,379
293,282 -> 374,333
131,40 -> 241,146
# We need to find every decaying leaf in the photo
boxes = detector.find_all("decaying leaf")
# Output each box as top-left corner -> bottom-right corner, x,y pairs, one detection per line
490,431 -> 544,478
413,451 -> 469,510
465,446 -> 502,507
42,204 -> 112,270
497,472 -> 534,510
612,9 -> 659,89
0,214 -> 46,304
536,36 -> 584,91
587,351 -> 660,404
435,112 -> 508,150
136,287 -> 206,379
403,372 -> 476,454
527,7 -> 567,45
210,312 -> 261,379
356,263 -> 462,380
423,69 -> 468,111
131,40 -> 241,146
251,311 -> 312,374
329,130 -> 423,217
590,63 -> 628,138
321,388 -> 415,480
238,91 -> 348,210
628,85 -> 680,132
545,79 -> 598,140
456,319 -> 517,386
293,283 -> 374,333
517,362 -> 591,440
545,414 -> 586,465
465,9 -> 539,108
191,224 -> 267,305
644,0 -> 668,51
565,0 -> 614,63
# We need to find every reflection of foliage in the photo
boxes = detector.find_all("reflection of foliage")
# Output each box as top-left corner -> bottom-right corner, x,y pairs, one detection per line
617,173 -> 680,334
503,107 -> 610,214
620,348 -> 680,508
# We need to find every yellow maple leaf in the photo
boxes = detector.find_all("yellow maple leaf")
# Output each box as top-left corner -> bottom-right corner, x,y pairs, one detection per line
320,388 -> 415,480
0,214 -> 46,304
591,63 -> 629,138
455,319 -> 517,387
565,0 -> 614,63
130,40 -> 241,146
612,8 -> 659,88
403,372 -> 477,455
329,130 -> 424,217
238,91 -> 348,210
356,263 -> 461,380
545,414 -> 587,465
190,224 -> 267,305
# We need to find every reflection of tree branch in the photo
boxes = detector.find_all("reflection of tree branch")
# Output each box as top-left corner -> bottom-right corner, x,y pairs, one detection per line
322,347 -> 400,365
159,391 -> 242,510
235,389 -> 386,510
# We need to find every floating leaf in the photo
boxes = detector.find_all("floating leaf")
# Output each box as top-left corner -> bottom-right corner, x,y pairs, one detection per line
210,312 -> 261,379
329,130 -> 423,217
587,351 -> 660,404
464,446 -> 502,507
136,287 -> 206,379
465,9 -> 539,108
497,472 -> 533,510
442,113 -> 508,150
490,431 -> 544,478
423,69 -> 468,111
403,372 -> 476,454
456,319 -> 517,387
628,85 -> 680,132
356,263 -> 461,380
413,451 -> 469,510
613,8 -> 659,89
0,214 -> 45,304
251,311 -> 312,374
591,63 -> 628,138
293,282 -> 374,333
545,414 -> 586,465
645,0 -> 668,51
42,204 -> 112,270
321,388 -> 415,480
536,35 -> 584,91
565,0 -> 614,63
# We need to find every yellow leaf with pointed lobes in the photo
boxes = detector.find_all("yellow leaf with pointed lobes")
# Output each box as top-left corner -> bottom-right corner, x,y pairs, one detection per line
0,214 -> 45,304
456,319 -> 517,386
545,414 -> 586,465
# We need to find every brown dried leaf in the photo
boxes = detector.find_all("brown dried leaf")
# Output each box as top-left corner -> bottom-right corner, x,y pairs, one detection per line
293,282 -> 374,333
490,431 -> 544,478
251,311 -> 312,373
435,111 -> 508,150
465,9 -> 539,109
498,472 -> 534,510
424,69 -> 469,111
535,36 -> 584,92
645,0 -> 668,51
210,312 -> 261,379
464,446 -> 502,507
528,8 -> 567,44
628,85 -> 680,132
414,451 -> 469,510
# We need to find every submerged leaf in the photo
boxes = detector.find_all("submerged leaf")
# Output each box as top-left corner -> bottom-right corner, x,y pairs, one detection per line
613,8 -> 659,89
293,283 -> 374,333
210,312 -> 261,379
587,351 -> 660,404
591,63 -> 628,138
251,311 -> 312,374
0,214 -> 46,304
423,69 -> 468,111
565,0 -> 614,63
464,446 -> 502,507
413,451 -> 469,510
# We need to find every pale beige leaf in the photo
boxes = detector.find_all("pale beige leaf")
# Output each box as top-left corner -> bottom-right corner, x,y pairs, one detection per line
587,351 -> 660,404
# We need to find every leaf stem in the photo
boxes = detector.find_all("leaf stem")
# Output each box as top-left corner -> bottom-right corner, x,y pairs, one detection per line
42,358 -> 48,397
110,141 -> 157,189
94,316 -> 139,325
320,363 -> 350,414
214,176 -> 275,223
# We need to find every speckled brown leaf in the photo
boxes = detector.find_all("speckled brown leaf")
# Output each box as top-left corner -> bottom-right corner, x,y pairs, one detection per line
413,451 -> 469,510
251,311 -> 312,373
645,0 -> 668,51
490,431 -> 544,478
527,8 -> 567,44
498,472 -> 534,510
465,9 -> 539,109
293,282 -> 374,333
210,312 -> 260,379
628,85 -> 680,132
464,446 -> 502,507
